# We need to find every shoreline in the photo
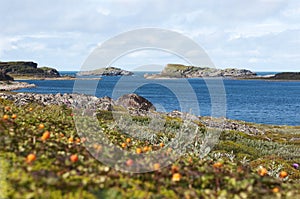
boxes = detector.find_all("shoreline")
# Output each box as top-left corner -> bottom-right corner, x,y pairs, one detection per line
144,75 -> 300,82
0,91 -> 299,129
13,76 -> 102,81
0,81 -> 36,91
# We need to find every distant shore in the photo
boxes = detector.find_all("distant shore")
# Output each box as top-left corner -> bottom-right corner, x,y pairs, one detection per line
12,75 -> 101,81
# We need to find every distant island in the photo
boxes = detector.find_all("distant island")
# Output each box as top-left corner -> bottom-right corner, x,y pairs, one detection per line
77,67 -> 133,76
0,61 -> 60,80
0,61 -> 74,90
144,64 -> 256,79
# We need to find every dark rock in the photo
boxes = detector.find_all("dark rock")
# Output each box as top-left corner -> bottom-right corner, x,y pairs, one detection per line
39,67 -> 60,77
116,94 -> 156,112
271,72 -> 300,80
0,70 -> 14,81
0,61 -> 60,78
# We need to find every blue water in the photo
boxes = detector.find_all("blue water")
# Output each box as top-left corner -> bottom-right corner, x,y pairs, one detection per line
14,71 -> 300,126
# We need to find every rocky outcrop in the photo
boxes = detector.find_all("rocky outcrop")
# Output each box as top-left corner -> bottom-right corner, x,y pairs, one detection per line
0,92 -> 111,110
167,110 -> 263,135
0,93 -> 155,114
115,93 -> 156,112
144,64 -> 256,79
0,61 -> 60,78
38,67 -> 60,77
0,70 -> 14,81
77,67 -> 133,76
0,92 -> 265,135
271,72 -> 300,80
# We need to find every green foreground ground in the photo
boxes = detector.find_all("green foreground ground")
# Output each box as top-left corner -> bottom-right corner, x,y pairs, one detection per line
0,98 -> 300,199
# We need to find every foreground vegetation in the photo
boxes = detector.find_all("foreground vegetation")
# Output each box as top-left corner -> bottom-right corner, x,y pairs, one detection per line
0,98 -> 300,198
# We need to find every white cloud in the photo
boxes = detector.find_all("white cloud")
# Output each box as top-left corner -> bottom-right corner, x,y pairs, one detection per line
0,0 -> 299,71
96,7 -> 111,16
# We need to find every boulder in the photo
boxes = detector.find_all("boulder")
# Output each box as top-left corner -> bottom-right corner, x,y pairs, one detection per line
116,94 -> 156,112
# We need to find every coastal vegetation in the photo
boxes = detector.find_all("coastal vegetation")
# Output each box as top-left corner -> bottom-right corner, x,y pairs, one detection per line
0,92 -> 300,198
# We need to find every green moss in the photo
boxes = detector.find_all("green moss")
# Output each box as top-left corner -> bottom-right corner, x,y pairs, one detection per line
0,99 -> 300,198
216,140 -> 260,158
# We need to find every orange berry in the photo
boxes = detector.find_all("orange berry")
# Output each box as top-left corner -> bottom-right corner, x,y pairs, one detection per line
126,138 -> 131,143
38,123 -> 45,129
126,159 -> 134,166
29,107 -> 33,111
237,166 -> 244,173
121,143 -> 127,148
272,187 -> 280,193
76,138 -> 81,143
258,167 -> 268,177
159,143 -> 164,147
136,148 -> 142,154
41,131 -> 50,141
11,114 -> 17,119
4,106 -> 11,111
26,154 -> 36,163
70,154 -> 78,163
172,173 -> 181,182
60,133 -> 65,137
213,162 -> 223,169
93,143 -> 98,149
2,115 -> 9,120
96,145 -> 102,151
153,163 -> 160,170
143,146 -> 149,152
93,144 -> 102,152
279,171 -> 288,178
171,165 -> 179,173
68,137 -> 74,143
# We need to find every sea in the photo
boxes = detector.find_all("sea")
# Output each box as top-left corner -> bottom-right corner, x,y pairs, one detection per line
14,71 -> 300,126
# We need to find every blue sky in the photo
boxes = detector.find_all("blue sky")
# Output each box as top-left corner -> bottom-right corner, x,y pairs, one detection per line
0,0 -> 300,71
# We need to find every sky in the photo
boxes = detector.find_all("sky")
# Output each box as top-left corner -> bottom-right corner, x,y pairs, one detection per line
1,0 -> 300,71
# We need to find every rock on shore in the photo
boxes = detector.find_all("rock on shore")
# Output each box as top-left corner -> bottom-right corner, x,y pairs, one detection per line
0,81 -> 36,91
0,92 -> 155,113
116,94 -> 156,111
